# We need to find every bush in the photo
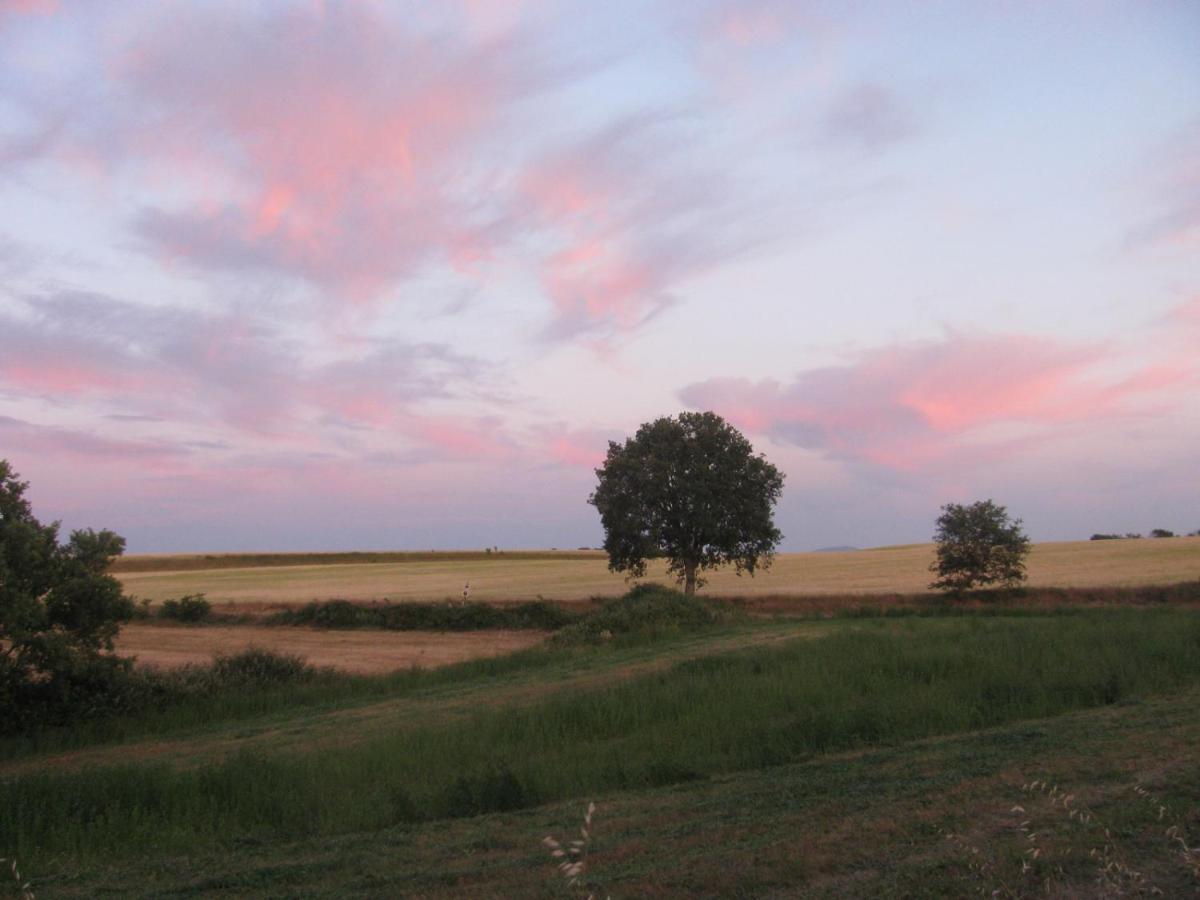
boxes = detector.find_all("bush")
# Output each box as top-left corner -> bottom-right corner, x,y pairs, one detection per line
209,647 -> 313,686
1150,528 -> 1176,539
0,460 -> 135,733
158,594 -> 212,623
553,583 -> 735,644
268,599 -> 576,631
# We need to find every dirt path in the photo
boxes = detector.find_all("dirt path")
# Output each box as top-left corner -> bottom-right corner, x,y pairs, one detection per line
2,622 -> 828,778
116,623 -> 546,674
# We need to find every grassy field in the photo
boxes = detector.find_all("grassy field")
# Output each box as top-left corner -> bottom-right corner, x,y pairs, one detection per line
116,536 -> 1200,604
33,687 -> 1200,898
4,607 -> 1200,896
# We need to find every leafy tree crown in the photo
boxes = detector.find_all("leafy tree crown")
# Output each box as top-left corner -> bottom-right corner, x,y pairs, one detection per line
930,499 -> 1030,593
1,459 -> 134,729
588,412 -> 784,594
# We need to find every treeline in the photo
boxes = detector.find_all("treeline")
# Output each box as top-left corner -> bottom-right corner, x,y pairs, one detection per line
1090,528 -> 1199,540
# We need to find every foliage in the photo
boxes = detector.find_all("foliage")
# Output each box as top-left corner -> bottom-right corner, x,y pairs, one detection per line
0,460 -> 135,730
267,599 -> 575,631
157,593 -> 212,623
1151,528 -> 1177,538
589,411 -> 784,595
930,499 -> 1031,593
553,583 -> 735,644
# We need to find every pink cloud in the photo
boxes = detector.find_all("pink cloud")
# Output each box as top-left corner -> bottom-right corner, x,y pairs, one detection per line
534,425 -> 614,469
518,117 -> 754,336
708,0 -> 809,49
680,331 -> 1199,473
0,292 -> 508,462
95,4 -> 545,303
1125,121 -> 1200,251
0,0 -> 57,14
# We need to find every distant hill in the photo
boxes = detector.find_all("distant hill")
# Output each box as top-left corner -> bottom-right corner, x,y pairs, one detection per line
811,545 -> 859,553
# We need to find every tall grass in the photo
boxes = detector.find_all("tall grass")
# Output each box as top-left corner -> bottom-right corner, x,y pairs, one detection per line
4,610 -> 1199,865
0,643 -> 567,760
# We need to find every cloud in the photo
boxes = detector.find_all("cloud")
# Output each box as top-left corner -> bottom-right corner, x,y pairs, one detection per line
0,414 -> 187,463
680,330 -> 1199,473
823,84 -> 915,152
1124,121 -> 1200,251
3,4 -> 796,338
53,3 -> 552,303
519,114 -> 764,337
529,423 -> 618,469
0,289 -> 503,448
0,0 -> 57,18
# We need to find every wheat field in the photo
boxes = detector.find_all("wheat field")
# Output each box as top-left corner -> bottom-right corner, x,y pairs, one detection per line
115,537 -> 1200,605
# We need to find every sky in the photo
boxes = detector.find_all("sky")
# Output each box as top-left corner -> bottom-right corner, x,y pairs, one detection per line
0,0 -> 1197,552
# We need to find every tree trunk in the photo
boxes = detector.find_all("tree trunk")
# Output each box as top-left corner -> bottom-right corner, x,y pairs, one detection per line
683,560 -> 697,596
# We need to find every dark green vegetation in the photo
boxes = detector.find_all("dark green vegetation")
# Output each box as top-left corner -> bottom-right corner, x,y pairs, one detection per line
931,499 -> 1031,592
267,598 -> 574,631
38,686 -> 1197,899
590,411 -> 784,595
552,582 -> 738,643
4,606 -> 1200,893
156,593 -> 213,622
0,587 -> 717,753
0,460 -> 134,733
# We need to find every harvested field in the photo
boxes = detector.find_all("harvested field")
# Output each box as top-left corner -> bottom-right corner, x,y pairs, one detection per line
115,624 -> 547,674
116,537 -> 1200,605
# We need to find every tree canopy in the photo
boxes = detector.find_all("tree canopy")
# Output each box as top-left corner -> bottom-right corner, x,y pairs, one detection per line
929,499 -> 1030,593
588,411 -> 784,595
0,459 -> 134,727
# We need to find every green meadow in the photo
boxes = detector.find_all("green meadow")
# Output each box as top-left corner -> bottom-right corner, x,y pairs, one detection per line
3,588 -> 1199,896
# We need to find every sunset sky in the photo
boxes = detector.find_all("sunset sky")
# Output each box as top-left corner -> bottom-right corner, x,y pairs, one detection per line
1,0 -> 1197,552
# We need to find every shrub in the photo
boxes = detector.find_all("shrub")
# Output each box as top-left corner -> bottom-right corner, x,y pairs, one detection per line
157,594 -> 211,623
268,599 -> 575,631
554,583 -> 735,644
1151,528 -> 1177,538
209,647 -> 313,686
0,460 -> 135,733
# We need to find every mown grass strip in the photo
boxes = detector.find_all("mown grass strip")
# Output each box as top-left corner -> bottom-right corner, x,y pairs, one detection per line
4,609 -> 1198,866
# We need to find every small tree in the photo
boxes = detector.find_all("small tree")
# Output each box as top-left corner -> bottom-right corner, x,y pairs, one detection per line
0,460 -> 134,728
930,499 -> 1030,593
1149,528 -> 1176,539
588,411 -> 784,595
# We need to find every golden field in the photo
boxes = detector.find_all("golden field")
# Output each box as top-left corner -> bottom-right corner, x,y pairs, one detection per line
115,537 -> 1200,605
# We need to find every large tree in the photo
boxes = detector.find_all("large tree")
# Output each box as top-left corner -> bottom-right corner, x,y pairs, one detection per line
0,459 -> 134,726
929,499 -> 1031,593
589,411 -> 784,595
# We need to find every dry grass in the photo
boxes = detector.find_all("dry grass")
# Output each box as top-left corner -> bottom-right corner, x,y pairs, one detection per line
115,623 -> 546,674
115,538 -> 1200,605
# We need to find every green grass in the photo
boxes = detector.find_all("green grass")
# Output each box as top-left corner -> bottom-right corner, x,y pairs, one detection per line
0,641 -> 571,761
29,686 -> 1200,898
4,609 -> 1199,869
